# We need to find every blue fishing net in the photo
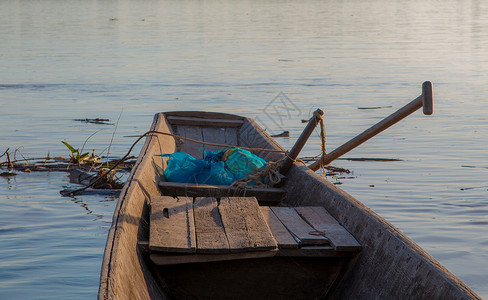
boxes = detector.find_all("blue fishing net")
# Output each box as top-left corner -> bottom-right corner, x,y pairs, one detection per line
157,148 -> 267,185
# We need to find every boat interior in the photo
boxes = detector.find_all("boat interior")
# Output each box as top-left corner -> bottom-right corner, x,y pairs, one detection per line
140,111 -> 361,299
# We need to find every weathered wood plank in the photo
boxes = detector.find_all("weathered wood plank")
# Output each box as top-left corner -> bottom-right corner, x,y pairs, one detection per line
165,111 -> 244,121
176,125 -> 204,158
193,197 -> 229,253
150,249 -> 277,266
225,127 -> 239,147
295,207 -> 361,252
270,207 -> 328,245
260,206 -> 299,249
219,197 -> 277,252
295,206 -> 338,225
239,118 -> 285,162
275,245 -> 356,258
239,119 -> 272,154
202,127 -> 227,153
158,181 -> 285,204
166,116 -> 244,127
149,196 -> 196,253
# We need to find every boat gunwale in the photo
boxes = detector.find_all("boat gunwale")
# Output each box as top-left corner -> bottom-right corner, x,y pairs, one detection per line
99,113 -> 170,300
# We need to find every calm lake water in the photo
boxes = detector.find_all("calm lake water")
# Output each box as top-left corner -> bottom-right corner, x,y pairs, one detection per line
1,0 -> 487,298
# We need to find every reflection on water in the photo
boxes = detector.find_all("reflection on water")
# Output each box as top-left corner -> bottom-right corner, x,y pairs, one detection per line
1,0 -> 487,298
70,195 -> 116,220
0,173 -> 116,299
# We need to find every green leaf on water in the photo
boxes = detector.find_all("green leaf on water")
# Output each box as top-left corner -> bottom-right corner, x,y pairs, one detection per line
62,141 -> 78,154
79,153 -> 89,160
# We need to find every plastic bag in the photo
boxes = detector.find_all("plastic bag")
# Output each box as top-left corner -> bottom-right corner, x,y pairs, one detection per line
222,148 -> 267,180
196,160 -> 235,185
158,152 -> 203,183
157,148 -> 267,185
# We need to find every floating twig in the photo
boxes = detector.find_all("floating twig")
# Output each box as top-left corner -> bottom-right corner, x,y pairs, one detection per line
0,148 -> 8,160
338,157 -> 402,162
357,106 -> 393,110
271,131 -> 290,137
460,185 -> 488,191
461,165 -> 488,169
73,118 -> 114,125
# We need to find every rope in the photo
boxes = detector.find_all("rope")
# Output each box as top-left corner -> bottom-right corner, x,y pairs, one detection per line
148,130 -> 287,154
309,113 -> 350,174
230,157 -> 284,190
314,110 -> 328,175
315,111 -> 326,159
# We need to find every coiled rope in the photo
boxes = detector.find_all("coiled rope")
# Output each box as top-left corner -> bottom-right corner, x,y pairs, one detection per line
230,158 -> 284,189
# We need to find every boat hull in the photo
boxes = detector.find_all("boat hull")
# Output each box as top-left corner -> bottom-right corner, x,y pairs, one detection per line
99,111 -> 480,300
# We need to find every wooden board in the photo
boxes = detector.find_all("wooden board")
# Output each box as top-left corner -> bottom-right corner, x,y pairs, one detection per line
224,127 -> 239,147
158,181 -> 285,204
193,197 -> 230,253
165,111 -> 245,121
202,127 -> 227,153
239,120 -> 272,157
219,197 -> 277,252
270,207 -> 328,245
260,206 -> 299,249
149,196 -> 196,253
199,127 -> 239,153
239,118 -> 285,162
295,207 -> 361,252
175,125 -> 204,158
150,249 -> 277,266
166,116 -> 244,127
275,246 -> 349,258
148,198 -> 359,266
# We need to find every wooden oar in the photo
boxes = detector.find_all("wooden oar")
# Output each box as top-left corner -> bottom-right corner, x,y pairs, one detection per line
308,81 -> 433,171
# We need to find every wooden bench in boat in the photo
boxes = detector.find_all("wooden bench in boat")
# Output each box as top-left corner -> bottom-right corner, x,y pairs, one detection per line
148,196 -> 361,266
158,181 -> 286,205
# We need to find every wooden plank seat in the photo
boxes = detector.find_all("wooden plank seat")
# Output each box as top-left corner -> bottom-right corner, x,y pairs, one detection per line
149,196 -> 361,266
166,115 -> 244,128
158,181 -> 286,205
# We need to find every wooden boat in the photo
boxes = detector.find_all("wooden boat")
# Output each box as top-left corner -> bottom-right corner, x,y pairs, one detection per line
99,111 -> 480,299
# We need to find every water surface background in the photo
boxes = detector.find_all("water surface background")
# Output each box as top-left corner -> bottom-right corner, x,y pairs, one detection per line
1,0 -> 487,298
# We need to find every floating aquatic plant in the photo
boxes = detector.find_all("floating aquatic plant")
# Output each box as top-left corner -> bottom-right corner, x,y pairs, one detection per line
62,141 -> 91,164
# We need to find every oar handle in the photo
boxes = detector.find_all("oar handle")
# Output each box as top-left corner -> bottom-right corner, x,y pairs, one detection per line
308,81 -> 433,171
422,81 -> 433,115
